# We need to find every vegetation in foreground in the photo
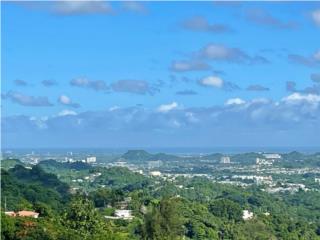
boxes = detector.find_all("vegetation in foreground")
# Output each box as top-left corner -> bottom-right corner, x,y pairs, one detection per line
1,160 -> 320,240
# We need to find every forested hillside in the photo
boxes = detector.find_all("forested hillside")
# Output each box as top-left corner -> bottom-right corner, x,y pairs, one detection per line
1,161 -> 320,240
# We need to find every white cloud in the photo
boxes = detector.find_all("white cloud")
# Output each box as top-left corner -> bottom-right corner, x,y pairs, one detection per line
58,95 -> 80,108
225,98 -> 246,105
201,44 -> 234,60
182,16 -> 232,33
199,43 -> 268,64
199,76 -> 224,88
58,109 -> 77,116
53,1 -> 113,15
4,95 -> 320,148
29,116 -> 48,129
109,105 -> 120,111
59,95 -> 71,105
70,78 -> 108,91
311,9 -> 320,26
250,98 -> 270,105
170,60 -> 210,72
185,112 -> 199,123
122,1 -> 147,13
157,102 -> 178,113
282,93 -> 320,105
4,91 -> 53,107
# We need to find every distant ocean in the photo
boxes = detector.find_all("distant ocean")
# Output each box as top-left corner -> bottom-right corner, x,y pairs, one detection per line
2,146 -> 320,155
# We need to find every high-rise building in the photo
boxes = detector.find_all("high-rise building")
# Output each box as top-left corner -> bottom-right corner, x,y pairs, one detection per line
220,156 -> 231,164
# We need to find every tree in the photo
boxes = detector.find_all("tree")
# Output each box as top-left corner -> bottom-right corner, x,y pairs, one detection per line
141,197 -> 184,240
34,202 -> 53,218
62,195 -> 111,240
1,214 -> 16,240
209,199 -> 242,222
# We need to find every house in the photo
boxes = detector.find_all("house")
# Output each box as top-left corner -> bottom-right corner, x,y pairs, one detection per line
242,210 -> 253,220
104,209 -> 133,220
115,210 -> 133,220
17,211 -> 39,218
5,210 -> 39,218
4,211 -> 16,217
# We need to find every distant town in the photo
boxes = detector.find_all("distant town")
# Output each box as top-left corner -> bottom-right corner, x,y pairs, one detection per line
2,149 -> 320,195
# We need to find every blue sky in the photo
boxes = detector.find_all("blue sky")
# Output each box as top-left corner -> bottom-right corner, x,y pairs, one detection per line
2,1 -> 320,148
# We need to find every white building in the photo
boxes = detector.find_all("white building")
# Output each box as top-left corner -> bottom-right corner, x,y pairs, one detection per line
150,171 -> 161,176
220,156 -> 231,164
256,158 -> 273,166
86,156 -> 96,163
242,210 -> 254,220
263,153 -> 281,159
114,210 -> 133,219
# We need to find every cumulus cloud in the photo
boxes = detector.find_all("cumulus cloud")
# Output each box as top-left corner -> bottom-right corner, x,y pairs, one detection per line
108,105 -> 120,111
225,98 -> 246,105
170,60 -> 211,72
288,50 -> 320,67
4,94 -> 320,148
199,76 -> 224,88
311,9 -> 320,27
176,90 -> 198,95
198,43 -> 269,64
42,80 -> 58,87
14,79 -> 28,86
122,1 -> 147,13
157,102 -> 179,113
198,76 -> 240,91
58,95 -> 80,108
70,78 -> 109,91
182,16 -> 232,33
247,84 -> 269,91
52,1 -> 113,15
282,93 -> 320,105
4,91 -> 53,107
245,8 -> 297,29
111,80 -> 158,95
58,109 -> 77,116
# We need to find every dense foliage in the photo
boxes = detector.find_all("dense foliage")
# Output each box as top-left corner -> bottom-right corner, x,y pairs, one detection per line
1,160 -> 320,240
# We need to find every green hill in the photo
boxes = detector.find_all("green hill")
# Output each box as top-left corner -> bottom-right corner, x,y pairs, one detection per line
38,159 -> 92,171
0,159 -> 25,170
1,165 -> 70,211
121,150 -> 180,162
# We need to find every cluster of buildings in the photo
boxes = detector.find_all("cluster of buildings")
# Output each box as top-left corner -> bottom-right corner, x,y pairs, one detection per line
71,172 -> 102,184
256,158 -> 274,166
266,183 -> 307,194
65,156 -> 97,164
231,175 -> 273,185
105,197 -> 134,220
